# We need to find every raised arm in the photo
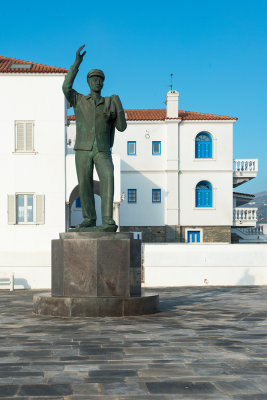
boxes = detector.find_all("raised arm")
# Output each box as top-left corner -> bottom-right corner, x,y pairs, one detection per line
62,45 -> 86,106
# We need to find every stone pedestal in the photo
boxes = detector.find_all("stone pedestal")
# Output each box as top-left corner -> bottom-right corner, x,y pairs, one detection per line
33,232 -> 159,317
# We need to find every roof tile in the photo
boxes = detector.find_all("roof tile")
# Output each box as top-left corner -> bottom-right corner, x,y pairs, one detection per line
0,56 -> 68,74
68,109 -> 237,121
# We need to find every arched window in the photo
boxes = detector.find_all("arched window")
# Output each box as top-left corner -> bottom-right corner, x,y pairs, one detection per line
195,132 -> 212,158
195,181 -> 212,207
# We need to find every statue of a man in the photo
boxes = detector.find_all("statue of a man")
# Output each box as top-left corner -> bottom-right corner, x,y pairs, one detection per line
63,45 -> 127,232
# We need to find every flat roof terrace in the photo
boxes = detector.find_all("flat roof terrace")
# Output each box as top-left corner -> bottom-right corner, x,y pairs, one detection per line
0,287 -> 266,399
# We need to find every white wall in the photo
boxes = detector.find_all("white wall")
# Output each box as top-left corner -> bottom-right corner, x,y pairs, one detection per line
179,121 -> 234,170
120,171 -> 166,226
113,118 -> 235,228
179,121 -> 234,226
112,121 -> 166,172
113,121 -> 170,226
0,74 -> 66,266
179,171 -> 233,226
144,243 -> 267,286
4,242 -> 267,290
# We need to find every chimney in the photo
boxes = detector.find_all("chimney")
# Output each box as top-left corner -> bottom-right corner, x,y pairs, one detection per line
166,90 -> 179,118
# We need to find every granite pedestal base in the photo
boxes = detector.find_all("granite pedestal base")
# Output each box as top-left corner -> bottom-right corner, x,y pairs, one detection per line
33,232 -> 159,317
33,293 -> 159,317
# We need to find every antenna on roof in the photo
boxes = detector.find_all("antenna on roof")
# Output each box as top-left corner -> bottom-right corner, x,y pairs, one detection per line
169,73 -> 174,91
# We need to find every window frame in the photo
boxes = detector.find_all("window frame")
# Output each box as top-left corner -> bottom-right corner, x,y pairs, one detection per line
127,141 -> 136,156
195,180 -> 213,208
8,193 -> 45,225
128,189 -> 137,203
152,189 -> 161,203
152,141 -> 161,155
15,193 -> 35,224
14,120 -> 35,153
185,228 -> 203,243
195,131 -> 212,159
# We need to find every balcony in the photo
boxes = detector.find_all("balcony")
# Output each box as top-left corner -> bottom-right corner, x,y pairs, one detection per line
233,207 -> 258,227
233,159 -> 258,187
232,225 -> 267,243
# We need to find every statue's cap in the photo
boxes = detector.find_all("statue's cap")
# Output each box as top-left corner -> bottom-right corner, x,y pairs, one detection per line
87,69 -> 105,81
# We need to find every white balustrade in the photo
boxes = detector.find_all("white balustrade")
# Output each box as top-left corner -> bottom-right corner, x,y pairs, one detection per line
233,207 -> 258,226
236,225 -> 264,235
233,159 -> 258,172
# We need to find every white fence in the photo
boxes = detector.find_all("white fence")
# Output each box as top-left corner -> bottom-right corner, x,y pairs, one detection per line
233,208 -> 258,226
233,159 -> 258,172
143,243 -> 267,287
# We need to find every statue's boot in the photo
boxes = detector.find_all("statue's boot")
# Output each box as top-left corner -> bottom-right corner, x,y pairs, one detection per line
76,218 -> 96,228
97,217 -> 118,232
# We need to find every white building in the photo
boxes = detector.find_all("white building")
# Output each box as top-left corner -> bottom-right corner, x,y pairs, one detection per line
68,91 -> 258,243
0,56 -> 260,288
0,56 -> 68,287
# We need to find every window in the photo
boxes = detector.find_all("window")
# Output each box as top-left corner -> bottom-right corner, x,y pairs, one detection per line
195,181 -> 212,207
195,132 -> 212,158
152,141 -> 161,155
187,231 -> 201,243
128,189 -> 137,203
7,194 -> 45,224
75,197 -> 81,208
152,189 -> 161,203
15,121 -> 34,152
127,141 -> 136,155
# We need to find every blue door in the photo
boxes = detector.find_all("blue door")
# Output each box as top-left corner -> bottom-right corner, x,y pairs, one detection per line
187,231 -> 200,243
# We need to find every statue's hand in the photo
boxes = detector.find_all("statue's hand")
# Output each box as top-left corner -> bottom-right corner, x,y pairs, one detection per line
103,97 -> 111,118
111,94 -> 120,104
103,97 -> 116,120
75,45 -> 86,65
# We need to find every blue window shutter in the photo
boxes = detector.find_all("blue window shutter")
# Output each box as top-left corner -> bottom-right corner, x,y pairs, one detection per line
196,181 -> 212,207
195,132 -> 212,159
128,189 -> 137,203
152,141 -> 161,155
127,141 -> 136,155
152,189 -> 161,203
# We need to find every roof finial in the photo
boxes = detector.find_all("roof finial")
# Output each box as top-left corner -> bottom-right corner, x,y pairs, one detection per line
169,73 -> 174,91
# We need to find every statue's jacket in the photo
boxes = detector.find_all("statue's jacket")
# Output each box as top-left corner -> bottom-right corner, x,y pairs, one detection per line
63,63 -> 127,152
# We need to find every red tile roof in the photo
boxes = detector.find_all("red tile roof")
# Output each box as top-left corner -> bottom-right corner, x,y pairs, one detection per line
0,56 -> 68,74
68,109 -> 237,121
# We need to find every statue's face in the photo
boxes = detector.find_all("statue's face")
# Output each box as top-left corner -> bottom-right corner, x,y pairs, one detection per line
88,76 -> 104,93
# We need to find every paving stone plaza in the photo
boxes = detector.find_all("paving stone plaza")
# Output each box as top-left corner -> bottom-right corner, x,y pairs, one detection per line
0,287 -> 267,399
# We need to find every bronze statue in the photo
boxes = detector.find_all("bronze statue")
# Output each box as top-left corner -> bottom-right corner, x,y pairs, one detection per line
63,45 -> 127,232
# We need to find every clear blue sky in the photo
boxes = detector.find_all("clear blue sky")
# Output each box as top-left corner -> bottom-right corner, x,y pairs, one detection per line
1,0 -> 267,194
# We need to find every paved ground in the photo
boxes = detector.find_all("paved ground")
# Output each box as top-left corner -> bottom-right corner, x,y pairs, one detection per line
0,287 -> 267,399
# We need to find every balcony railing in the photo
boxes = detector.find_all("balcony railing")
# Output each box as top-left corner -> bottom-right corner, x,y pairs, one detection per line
235,225 -> 264,236
233,207 -> 258,227
233,159 -> 258,173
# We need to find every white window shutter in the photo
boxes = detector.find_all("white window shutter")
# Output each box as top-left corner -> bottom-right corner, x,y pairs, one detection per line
16,123 -> 25,151
25,123 -> 33,151
7,195 -> 16,224
36,195 -> 45,224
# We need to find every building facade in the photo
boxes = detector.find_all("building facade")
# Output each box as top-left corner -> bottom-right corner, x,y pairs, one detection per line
68,91 -> 258,243
0,55 -> 259,289
0,56 -> 67,287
